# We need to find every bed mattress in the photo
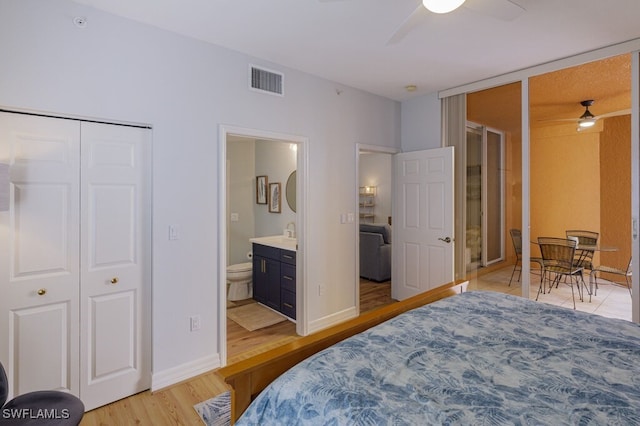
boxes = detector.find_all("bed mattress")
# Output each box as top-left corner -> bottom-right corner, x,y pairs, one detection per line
237,291 -> 640,425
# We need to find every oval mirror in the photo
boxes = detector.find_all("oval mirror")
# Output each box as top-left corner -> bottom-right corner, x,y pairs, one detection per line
286,170 -> 296,212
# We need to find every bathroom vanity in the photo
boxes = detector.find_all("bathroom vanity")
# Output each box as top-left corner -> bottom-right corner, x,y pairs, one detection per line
250,236 -> 296,320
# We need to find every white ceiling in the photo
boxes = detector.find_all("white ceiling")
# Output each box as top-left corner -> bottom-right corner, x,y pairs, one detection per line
72,0 -> 640,101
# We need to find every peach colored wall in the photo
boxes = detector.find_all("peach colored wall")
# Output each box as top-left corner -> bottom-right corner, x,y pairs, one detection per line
530,124 -> 601,256
600,115 -> 631,271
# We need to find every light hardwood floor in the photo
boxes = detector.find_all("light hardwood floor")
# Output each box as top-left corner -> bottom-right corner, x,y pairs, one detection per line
80,279 -> 393,425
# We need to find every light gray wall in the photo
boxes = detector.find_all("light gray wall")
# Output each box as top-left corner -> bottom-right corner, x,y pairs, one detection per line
254,140 -> 297,237
401,93 -> 442,151
227,139 -> 256,266
0,0 -> 401,383
359,153 -> 392,224
227,138 -> 296,266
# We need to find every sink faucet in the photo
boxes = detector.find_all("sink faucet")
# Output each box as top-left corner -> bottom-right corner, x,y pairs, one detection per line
285,222 -> 296,238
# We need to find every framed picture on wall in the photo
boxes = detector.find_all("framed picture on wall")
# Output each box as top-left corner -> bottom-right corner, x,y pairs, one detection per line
256,176 -> 268,204
269,182 -> 281,213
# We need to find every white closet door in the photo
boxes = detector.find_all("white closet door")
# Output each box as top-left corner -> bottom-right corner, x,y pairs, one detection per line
79,122 -> 151,410
0,112 -> 81,397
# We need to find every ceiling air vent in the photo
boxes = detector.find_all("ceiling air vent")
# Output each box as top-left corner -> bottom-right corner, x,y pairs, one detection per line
250,65 -> 284,96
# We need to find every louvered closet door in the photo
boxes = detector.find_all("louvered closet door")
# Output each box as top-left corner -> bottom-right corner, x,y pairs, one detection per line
79,122 -> 151,410
0,112 -> 81,398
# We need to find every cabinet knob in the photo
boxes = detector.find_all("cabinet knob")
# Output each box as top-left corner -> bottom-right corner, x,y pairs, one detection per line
37,288 -> 47,296
110,277 -> 119,284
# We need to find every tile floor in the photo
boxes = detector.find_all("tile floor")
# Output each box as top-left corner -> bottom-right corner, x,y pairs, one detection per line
468,265 -> 632,322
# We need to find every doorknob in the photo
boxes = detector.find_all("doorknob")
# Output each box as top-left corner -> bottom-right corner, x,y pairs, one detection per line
438,237 -> 452,243
110,277 -> 119,284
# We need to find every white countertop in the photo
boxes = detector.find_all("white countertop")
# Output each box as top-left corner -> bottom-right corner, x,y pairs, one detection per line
250,235 -> 297,252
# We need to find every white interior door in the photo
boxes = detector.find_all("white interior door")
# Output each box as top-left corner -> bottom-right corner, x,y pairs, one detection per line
0,112 -> 81,397
392,147 -> 454,300
79,122 -> 151,410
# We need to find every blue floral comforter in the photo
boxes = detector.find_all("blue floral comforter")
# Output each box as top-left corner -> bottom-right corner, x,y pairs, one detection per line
237,291 -> 640,425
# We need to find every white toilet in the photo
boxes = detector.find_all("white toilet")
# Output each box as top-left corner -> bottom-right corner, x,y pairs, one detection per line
227,262 -> 253,301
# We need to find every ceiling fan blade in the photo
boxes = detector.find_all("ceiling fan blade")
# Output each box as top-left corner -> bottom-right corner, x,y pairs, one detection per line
538,117 -> 578,123
596,108 -> 631,119
539,108 -> 631,124
386,4 -> 427,45
463,0 -> 525,21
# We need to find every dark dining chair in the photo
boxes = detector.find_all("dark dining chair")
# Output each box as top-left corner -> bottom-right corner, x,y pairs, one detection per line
0,361 -> 84,425
537,237 -> 586,309
508,229 -> 544,286
589,257 -> 632,300
566,229 -> 599,272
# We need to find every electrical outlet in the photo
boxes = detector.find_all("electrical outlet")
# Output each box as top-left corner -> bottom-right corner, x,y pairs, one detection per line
190,315 -> 201,332
318,284 -> 326,296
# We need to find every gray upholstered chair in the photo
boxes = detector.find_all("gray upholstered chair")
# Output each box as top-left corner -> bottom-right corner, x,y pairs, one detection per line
359,223 -> 392,282
0,361 -> 84,425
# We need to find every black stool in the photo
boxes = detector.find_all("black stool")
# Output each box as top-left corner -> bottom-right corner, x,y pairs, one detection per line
0,361 -> 84,425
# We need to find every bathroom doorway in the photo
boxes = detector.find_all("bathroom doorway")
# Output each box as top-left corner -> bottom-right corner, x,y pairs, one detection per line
219,125 -> 307,366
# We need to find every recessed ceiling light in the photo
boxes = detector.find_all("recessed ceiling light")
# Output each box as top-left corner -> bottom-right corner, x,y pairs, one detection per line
405,85 -> 417,92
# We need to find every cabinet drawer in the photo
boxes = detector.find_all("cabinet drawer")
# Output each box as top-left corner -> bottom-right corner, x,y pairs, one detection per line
281,290 -> 296,319
281,263 -> 296,292
280,249 -> 296,265
253,243 -> 280,260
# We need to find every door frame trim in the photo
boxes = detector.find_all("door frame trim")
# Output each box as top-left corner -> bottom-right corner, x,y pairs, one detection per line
218,125 -> 308,366
355,144 -> 398,315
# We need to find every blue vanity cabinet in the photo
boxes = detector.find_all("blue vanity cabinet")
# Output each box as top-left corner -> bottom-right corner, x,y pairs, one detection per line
280,250 -> 296,320
252,244 -> 281,311
252,243 -> 296,320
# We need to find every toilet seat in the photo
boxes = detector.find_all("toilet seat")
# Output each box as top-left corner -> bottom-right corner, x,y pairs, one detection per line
227,262 -> 253,301
227,262 -> 252,273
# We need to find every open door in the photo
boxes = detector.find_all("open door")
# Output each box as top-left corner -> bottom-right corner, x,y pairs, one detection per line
392,147 -> 455,300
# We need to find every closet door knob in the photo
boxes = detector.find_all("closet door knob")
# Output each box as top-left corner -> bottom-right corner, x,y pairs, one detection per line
37,288 -> 47,296
110,277 -> 119,284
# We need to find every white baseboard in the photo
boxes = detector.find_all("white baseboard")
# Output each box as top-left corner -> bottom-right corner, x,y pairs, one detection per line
151,353 -> 221,391
307,306 -> 357,334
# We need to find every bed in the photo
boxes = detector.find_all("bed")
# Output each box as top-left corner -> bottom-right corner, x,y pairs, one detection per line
235,290 -> 640,425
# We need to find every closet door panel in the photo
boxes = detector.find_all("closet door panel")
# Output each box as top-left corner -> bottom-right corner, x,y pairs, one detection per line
12,183 -> 71,276
80,122 -> 151,411
0,112 -> 80,398
90,291 -> 136,377
11,302 -> 71,394
89,184 -> 136,267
